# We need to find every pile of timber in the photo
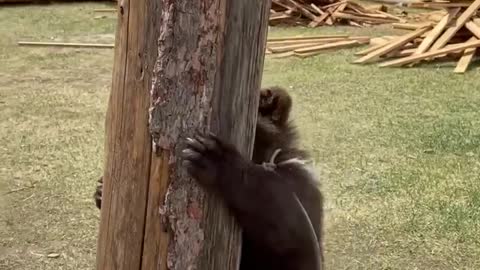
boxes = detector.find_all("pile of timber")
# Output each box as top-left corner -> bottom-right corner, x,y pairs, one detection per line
270,0 -> 406,27
409,0 -> 476,9
266,34 -> 370,58
354,0 -> 480,74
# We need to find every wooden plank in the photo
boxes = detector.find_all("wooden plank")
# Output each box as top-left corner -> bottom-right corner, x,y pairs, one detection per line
268,42 -> 324,53
392,22 -> 434,30
375,10 -> 406,22
346,1 -> 371,15
294,39 -> 366,54
379,39 -> 480,67
267,34 -> 349,42
454,37 -> 478,73
18,41 -> 114,48
267,37 -> 346,46
354,26 -> 432,63
271,51 -> 295,58
285,0 -> 318,21
310,3 -> 324,15
322,0 -> 346,9
333,12 -> 398,24
414,8 -> 460,55
308,12 -> 330,27
268,36 -> 368,49
272,0 -> 293,10
270,13 -> 291,21
430,0 -> 480,51
465,20 -> 480,39
94,8 -> 117,12
354,38 -> 392,56
335,2 -> 348,13
387,47 -> 417,58
410,2 -> 471,8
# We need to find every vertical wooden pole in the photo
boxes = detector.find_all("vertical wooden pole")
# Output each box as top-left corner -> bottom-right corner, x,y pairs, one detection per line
96,0 -> 271,269
96,0 -> 161,268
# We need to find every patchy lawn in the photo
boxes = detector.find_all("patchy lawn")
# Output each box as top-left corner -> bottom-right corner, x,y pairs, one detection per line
1,3 -> 480,270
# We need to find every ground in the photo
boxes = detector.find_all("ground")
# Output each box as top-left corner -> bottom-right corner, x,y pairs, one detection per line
1,3 -> 479,270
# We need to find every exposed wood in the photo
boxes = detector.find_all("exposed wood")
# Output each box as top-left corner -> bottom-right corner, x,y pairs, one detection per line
322,1 -> 345,9
379,39 -> 480,67
413,8 -> 460,55
152,0 -> 271,268
266,34 -> 370,58
270,13 -> 292,21
270,0 -> 401,27
388,47 -> 417,58
465,20 -> 480,39
95,0 -> 157,268
269,42 -> 322,53
353,0 -> 480,73
375,10 -> 406,22
354,26 -> 432,63
354,39 -> 390,56
310,3 -> 324,15
410,2 -> 471,8
392,22 -> 433,30
96,0 -> 271,270
429,0 -> 480,51
267,34 -> 349,41
333,11 -> 398,24
271,50 -> 296,58
285,0 -> 318,21
267,37 -> 349,45
18,41 -> 114,48
269,42 -> 326,53
454,37 -> 478,73
294,39 -> 366,53
94,8 -> 117,12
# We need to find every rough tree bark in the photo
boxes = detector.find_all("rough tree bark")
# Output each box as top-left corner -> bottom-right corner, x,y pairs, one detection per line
96,0 -> 271,269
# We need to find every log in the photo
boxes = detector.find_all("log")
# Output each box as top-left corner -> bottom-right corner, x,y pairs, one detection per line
96,0 -> 271,270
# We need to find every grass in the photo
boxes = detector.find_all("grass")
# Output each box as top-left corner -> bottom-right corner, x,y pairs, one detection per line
1,3 -> 480,270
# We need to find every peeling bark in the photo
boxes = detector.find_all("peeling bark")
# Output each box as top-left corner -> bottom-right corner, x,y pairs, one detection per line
97,0 -> 271,269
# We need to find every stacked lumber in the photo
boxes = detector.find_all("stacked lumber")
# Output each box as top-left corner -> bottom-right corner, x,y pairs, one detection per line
270,0 -> 406,27
354,0 -> 480,73
266,34 -> 370,58
409,0 -> 475,9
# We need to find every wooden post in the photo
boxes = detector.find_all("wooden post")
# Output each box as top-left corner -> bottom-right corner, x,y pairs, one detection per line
96,0 -> 272,269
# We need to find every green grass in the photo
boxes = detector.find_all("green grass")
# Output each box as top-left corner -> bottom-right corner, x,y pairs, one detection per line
1,3 -> 480,270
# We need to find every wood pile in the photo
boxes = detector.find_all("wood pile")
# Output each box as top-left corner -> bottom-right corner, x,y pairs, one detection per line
354,0 -> 480,73
269,0 -> 406,27
409,0 -> 477,10
266,34 -> 370,58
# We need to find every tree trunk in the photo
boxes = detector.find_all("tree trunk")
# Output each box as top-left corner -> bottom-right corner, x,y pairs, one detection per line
96,0 -> 271,269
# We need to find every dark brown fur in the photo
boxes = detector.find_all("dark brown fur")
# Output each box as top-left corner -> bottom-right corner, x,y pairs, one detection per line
94,86 -> 324,270
259,86 -> 292,127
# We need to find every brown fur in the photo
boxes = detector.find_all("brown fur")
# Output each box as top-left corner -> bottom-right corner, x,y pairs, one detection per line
94,86 -> 324,270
